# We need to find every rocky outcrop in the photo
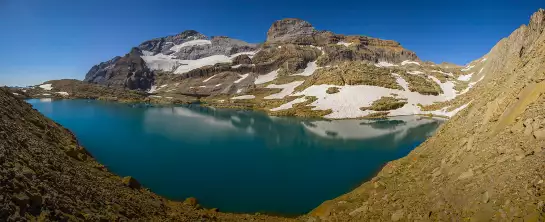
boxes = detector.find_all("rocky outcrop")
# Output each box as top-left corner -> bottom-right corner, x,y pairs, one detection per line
84,48 -> 154,90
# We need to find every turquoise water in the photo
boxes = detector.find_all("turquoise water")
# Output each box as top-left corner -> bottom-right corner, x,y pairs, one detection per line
28,99 -> 442,216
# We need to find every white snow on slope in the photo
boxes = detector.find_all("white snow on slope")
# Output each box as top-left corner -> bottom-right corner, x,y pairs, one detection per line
428,76 -> 457,100
392,73 -> 410,91
401,60 -> 420,66
407,71 -> 424,75
56,92 -> 69,96
169,40 -> 211,52
148,86 -> 158,93
458,76 -> 485,95
375,61 -> 398,67
142,51 -> 256,74
39,84 -> 53,91
215,84 -> 222,87
203,75 -> 216,82
457,72 -> 474,81
231,95 -> 255,100
337,41 -> 353,47
431,70 -> 454,76
286,82 -> 457,119
423,102 -> 471,117
234,74 -> 250,83
461,65 -> 474,71
264,81 -> 305,99
254,69 -> 279,84
292,61 -> 318,76
12,93 -> 19,96
270,97 -> 308,111
479,68 -> 484,74
481,58 -> 487,62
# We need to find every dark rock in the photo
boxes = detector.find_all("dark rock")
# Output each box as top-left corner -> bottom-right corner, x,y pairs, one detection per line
121,176 -> 141,189
183,197 -> 198,207
232,54 -> 252,65
84,48 -> 154,91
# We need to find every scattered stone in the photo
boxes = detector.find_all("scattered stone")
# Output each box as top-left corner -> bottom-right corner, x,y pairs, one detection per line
391,209 -> 405,221
184,197 -> 198,207
483,191 -> 490,203
524,124 -> 534,136
13,192 -> 29,208
458,169 -> 474,180
348,202 -> 368,216
533,129 -> 545,139
121,176 -> 141,189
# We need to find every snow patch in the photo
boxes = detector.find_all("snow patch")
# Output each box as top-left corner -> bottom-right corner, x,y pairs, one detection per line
264,81 -> 304,99
12,93 -> 19,96
292,61 -> 318,76
336,41 -> 353,47
203,75 -> 216,82
431,70 -> 454,77
234,74 -> 250,83
457,73 -> 474,81
271,97 -> 308,111
231,95 -> 255,100
424,102 -> 471,117
392,73 -> 409,91
401,60 -> 420,66
169,40 -> 211,52
461,65 -> 474,71
407,71 -> 424,75
254,69 -> 279,84
39,84 -> 53,91
375,61 -> 398,67
148,86 -> 158,93
215,84 -> 222,87
55,92 -> 69,96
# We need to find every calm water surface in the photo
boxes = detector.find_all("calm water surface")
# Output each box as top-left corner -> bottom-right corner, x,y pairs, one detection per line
28,99 -> 442,216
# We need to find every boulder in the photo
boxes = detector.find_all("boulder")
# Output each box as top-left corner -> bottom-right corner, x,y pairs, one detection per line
121,176 -> 141,189
232,54 -> 252,65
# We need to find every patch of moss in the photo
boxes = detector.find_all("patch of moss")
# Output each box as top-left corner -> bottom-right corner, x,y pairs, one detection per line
326,87 -> 340,94
295,62 -> 402,92
361,96 -> 407,111
401,73 -> 443,95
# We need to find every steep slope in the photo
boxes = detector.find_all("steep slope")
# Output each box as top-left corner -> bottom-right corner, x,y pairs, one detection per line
306,9 -> 545,221
0,88 -> 293,221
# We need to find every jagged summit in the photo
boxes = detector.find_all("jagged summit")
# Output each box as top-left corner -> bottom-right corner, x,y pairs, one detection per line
267,18 -> 317,43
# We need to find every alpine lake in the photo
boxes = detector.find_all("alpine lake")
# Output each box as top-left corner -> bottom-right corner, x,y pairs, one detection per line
28,98 -> 443,216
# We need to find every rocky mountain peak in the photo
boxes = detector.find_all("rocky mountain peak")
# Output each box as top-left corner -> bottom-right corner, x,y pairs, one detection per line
528,8 -> 545,34
267,18 -> 316,43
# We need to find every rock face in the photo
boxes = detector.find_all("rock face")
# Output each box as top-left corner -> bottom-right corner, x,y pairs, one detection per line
138,30 -> 207,55
84,48 -> 154,90
267,18 -> 318,43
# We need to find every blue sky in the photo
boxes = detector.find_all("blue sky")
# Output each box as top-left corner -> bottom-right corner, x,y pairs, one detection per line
0,0 -> 543,86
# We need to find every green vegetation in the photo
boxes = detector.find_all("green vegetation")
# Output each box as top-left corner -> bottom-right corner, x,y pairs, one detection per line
361,96 -> 407,111
400,73 -> 443,95
326,87 -> 340,94
295,62 -> 402,92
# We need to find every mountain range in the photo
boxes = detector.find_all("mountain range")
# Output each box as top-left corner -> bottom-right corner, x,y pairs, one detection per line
2,8 -> 545,221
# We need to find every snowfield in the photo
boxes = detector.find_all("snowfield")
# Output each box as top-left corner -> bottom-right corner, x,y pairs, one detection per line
141,50 -> 256,74
39,84 -> 53,91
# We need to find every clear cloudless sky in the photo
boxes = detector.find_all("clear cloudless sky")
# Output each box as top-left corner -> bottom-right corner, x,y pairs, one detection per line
1,0 -> 544,86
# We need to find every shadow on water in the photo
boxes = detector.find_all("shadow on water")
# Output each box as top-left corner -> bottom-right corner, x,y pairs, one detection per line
27,99 -> 443,216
